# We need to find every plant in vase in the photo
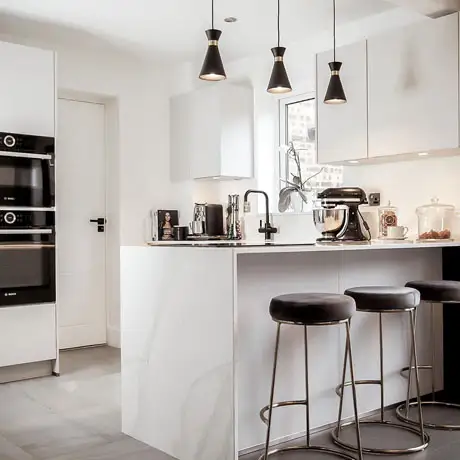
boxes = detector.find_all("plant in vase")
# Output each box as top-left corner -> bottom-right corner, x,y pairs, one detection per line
278,142 -> 324,213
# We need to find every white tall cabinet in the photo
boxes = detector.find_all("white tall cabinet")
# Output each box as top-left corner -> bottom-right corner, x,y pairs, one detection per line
367,14 -> 459,157
316,41 -> 368,163
0,42 -> 55,137
0,41 -> 56,379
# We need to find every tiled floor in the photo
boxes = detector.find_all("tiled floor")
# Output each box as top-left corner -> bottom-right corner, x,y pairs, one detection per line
0,346 -> 166,460
2,346 -> 460,459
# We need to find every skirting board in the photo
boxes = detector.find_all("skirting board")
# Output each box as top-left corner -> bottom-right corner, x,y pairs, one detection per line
0,360 -> 53,384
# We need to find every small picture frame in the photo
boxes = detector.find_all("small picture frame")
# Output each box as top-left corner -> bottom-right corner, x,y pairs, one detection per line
156,210 -> 179,241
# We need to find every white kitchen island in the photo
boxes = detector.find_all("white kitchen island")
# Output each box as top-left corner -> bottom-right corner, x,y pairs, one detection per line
120,240 -> 459,460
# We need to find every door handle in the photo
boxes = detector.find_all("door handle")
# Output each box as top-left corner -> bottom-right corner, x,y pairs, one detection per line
90,217 -> 106,233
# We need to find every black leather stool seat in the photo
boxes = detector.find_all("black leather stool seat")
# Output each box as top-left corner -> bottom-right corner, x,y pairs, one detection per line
405,280 -> 460,302
344,286 -> 420,311
269,293 -> 355,324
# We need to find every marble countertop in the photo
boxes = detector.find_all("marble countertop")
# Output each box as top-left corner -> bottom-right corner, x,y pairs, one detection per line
144,239 -> 460,254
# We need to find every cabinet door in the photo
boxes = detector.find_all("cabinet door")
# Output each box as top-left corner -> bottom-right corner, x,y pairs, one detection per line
368,14 -> 459,157
0,42 -> 55,137
317,40 -> 368,163
190,86 -> 221,179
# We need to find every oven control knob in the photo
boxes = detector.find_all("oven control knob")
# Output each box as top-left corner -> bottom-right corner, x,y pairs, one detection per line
3,135 -> 16,148
4,212 -> 16,225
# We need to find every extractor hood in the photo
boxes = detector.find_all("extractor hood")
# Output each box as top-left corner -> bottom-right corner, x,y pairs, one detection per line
388,0 -> 460,18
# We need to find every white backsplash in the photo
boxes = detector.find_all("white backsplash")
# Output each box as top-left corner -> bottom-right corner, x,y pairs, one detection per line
174,154 -> 460,242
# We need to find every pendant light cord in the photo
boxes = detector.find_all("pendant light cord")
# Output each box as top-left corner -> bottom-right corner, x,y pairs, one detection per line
212,0 -> 214,29
333,0 -> 336,61
277,0 -> 281,47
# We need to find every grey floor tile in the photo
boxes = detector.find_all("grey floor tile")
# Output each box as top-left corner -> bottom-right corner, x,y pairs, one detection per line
47,436 -> 156,460
0,432 -> 34,460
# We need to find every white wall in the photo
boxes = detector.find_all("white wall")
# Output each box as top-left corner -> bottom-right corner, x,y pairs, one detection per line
0,28 -> 177,347
170,8 -> 453,238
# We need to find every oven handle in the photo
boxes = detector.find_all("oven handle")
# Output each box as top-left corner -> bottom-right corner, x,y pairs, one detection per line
0,243 -> 55,249
0,152 -> 52,160
0,229 -> 53,234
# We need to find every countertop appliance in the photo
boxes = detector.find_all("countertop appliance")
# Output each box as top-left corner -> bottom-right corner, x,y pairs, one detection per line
0,209 -> 55,306
314,187 -> 369,243
0,132 -> 55,208
192,203 -> 224,237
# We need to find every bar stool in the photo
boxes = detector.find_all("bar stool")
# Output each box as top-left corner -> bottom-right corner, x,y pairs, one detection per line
396,280 -> 460,430
260,293 -> 363,460
332,286 -> 430,455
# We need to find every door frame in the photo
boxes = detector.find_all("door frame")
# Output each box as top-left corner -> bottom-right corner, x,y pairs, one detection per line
55,90 -> 120,356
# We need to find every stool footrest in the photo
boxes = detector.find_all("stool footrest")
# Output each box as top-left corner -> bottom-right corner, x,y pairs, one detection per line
335,379 -> 381,397
396,401 -> 460,430
332,420 -> 429,455
400,365 -> 432,379
259,399 -> 307,425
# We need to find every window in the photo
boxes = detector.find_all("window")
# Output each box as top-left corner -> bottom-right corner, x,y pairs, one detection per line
278,93 -> 343,212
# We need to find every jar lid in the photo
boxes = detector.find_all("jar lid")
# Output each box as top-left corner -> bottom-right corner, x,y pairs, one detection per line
416,197 -> 455,212
379,200 -> 397,211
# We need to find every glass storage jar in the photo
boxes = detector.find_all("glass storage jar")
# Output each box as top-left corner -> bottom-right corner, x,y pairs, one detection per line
416,197 -> 455,241
378,201 -> 398,238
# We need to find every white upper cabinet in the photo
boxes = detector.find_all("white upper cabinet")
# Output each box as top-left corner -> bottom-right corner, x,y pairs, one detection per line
367,14 -> 459,157
0,42 -> 55,137
316,40 -> 368,163
170,83 -> 253,181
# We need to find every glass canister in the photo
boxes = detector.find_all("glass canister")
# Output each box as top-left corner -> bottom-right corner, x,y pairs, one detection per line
378,201 -> 398,238
416,197 -> 455,241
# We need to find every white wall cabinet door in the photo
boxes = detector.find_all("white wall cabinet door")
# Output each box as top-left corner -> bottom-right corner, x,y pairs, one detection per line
368,14 -> 459,157
57,99 -> 107,349
0,42 -> 54,137
170,83 -> 253,180
316,40 -> 368,164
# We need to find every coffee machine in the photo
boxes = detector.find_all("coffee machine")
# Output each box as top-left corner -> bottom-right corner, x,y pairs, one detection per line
313,187 -> 370,243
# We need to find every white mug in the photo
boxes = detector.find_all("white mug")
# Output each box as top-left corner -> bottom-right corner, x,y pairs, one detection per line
387,225 -> 409,239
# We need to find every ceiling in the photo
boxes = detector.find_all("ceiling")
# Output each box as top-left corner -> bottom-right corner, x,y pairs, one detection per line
0,0 -> 397,62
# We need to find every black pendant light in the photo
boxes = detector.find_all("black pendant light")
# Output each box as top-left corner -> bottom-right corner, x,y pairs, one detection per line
324,0 -> 347,104
199,0 -> 226,81
267,0 -> 292,94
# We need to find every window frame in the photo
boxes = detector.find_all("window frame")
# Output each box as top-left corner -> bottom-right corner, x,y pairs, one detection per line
277,91 -> 317,207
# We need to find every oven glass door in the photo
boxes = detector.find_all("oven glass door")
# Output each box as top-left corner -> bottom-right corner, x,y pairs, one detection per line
0,241 -> 55,306
0,155 -> 54,207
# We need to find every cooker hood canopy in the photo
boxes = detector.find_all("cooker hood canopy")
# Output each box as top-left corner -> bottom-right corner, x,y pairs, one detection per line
388,0 -> 460,18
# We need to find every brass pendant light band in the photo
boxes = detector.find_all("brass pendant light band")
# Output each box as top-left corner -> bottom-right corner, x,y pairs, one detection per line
274,56 -> 283,62
331,70 -> 340,76
208,40 -> 219,46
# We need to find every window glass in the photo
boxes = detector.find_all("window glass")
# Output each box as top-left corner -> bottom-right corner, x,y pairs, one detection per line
279,95 -> 343,212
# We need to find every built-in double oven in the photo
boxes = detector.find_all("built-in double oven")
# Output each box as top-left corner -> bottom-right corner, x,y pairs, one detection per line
0,132 -> 55,208
0,132 -> 55,307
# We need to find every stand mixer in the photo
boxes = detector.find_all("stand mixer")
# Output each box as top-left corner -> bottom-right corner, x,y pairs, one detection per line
313,187 -> 370,243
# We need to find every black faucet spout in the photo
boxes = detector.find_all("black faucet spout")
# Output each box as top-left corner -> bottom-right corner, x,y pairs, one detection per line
243,189 -> 278,241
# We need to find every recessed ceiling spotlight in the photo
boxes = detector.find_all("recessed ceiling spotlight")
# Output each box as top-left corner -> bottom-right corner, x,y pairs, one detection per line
418,152 -> 429,156
348,160 -> 359,164
224,17 -> 238,23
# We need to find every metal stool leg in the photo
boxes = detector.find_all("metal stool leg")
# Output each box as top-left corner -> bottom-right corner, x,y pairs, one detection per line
397,302 -> 460,430
345,320 -> 364,460
409,309 -> 426,444
263,323 -> 281,460
332,308 -> 429,455
260,319 -> 362,460
430,303 -> 436,401
379,312 -> 385,423
304,325 -> 310,447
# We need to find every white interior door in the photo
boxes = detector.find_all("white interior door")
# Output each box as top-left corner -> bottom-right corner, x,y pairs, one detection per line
57,99 -> 107,349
